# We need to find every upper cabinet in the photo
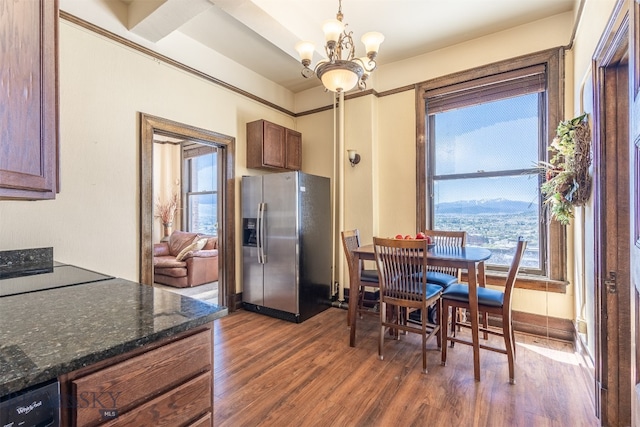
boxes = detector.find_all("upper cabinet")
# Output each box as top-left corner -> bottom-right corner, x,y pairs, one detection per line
284,128 -> 301,171
246,120 -> 301,171
0,0 -> 59,200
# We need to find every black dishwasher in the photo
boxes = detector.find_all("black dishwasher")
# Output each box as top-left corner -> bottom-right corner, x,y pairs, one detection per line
0,380 -> 60,427
0,262 -> 112,426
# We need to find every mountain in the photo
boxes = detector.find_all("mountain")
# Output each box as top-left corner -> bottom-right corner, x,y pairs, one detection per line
435,199 -> 535,214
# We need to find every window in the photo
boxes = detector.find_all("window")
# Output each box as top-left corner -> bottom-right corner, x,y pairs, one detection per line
183,145 -> 218,236
416,49 -> 565,279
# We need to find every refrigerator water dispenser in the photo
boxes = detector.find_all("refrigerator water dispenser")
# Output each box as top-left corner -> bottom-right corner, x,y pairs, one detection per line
243,218 -> 258,247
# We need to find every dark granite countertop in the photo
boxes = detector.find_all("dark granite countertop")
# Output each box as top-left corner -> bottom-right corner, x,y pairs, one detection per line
0,278 -> 227,396
0,247 -> 53,279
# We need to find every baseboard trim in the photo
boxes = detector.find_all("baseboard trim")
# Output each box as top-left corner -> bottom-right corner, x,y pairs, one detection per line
234,292 -> 575,342
484,310 -> 575,342
230,292 -> 243,312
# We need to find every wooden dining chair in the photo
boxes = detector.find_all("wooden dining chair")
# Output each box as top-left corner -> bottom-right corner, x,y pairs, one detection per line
341,230 -> 380,325
409,230 -> 466,325
373,237 -> 443,374
440,238 -> 527,384
424,229 -> 467,286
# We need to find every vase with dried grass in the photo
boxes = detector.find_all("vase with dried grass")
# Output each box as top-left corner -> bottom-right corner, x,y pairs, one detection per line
155,193 -> 180,240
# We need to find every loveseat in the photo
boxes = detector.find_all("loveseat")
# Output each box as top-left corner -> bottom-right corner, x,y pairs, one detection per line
153,230 -> 219,288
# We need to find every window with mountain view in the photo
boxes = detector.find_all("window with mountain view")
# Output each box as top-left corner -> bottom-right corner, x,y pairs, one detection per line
417,50 -> 565,279
184,147 -> 218,236
430,95 -> 542,271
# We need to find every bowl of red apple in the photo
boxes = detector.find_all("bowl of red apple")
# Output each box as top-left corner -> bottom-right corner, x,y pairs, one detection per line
394,232 -> 436,250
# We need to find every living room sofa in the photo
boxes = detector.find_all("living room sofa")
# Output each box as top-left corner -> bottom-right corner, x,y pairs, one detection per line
153,230 -> 219,288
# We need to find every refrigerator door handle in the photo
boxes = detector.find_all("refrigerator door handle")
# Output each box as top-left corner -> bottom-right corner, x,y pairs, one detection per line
257,203 -> 266,264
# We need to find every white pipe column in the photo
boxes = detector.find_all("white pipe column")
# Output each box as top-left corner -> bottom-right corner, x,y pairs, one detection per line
337,90 -> 345,301
330,94 -> 337,301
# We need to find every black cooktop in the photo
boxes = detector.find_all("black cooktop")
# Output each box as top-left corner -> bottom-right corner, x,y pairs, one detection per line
0,263 -> 114,297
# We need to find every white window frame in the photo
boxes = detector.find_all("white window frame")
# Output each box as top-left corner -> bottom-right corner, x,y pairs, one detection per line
183,144 -> 218,236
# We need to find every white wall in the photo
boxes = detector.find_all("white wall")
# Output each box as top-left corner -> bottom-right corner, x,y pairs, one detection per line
569,0 -> 619,358
293,12 -> 575,113
0,20 -> 313,287
293,7 -> 608,320
0,1 -> 621,318
377,12 -> 575,94
59,0 -> 296,113
296,108 -> 337,283
153,143 -> 181,243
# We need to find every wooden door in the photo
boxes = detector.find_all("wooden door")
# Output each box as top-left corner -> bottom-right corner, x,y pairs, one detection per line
592,1 -> 632,425
630,1 -> 640,425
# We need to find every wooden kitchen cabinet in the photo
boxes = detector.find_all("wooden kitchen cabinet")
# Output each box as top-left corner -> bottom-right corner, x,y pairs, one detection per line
284,128 -> 302,170
0,0 -> 59,200
247,119 -> 301,171
59,324 -> 214,426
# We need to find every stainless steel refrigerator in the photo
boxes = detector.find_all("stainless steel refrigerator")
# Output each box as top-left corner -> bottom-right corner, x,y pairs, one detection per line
241,171 -> 331,322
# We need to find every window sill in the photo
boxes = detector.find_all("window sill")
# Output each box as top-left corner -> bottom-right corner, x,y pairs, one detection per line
460,271 -> 568,294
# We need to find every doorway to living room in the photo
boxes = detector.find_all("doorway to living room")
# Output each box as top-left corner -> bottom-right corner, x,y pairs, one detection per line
140,113 -> 236,310
152,137 -> 220,304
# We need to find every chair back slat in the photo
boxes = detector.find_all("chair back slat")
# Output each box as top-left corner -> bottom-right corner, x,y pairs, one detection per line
373,237 -> 428,304
341,230 -> 362,287
502,237 -> 528,310
424,230 -> 466,279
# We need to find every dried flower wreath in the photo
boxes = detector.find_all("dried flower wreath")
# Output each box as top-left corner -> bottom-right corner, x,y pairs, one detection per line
539,113 -> 592,225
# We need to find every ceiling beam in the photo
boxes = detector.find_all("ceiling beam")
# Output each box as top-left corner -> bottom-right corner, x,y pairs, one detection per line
210,0 -> 311,62
128,0 -> 212,43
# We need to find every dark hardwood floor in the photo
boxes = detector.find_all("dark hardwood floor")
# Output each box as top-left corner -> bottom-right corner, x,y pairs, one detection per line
213,307 -> 597,426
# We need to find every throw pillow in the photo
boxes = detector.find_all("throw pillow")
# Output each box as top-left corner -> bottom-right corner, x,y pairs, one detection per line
175,237 -> 208,261
168,231 -> 199,256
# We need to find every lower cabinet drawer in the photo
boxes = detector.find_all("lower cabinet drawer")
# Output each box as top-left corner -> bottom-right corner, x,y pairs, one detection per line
72,329 -> 212,426
101,372 -> 212,427
188,412 -> 212,427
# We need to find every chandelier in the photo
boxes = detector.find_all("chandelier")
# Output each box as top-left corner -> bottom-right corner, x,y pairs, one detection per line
295,0 -> 384,93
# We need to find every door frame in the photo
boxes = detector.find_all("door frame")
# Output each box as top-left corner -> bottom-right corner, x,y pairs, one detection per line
140,113 -> 237,310
591,1 -> 632,424
629,0 -> 640,424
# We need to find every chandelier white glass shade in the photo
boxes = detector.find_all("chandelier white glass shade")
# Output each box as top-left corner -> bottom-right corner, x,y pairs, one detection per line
295,0 -> 384,93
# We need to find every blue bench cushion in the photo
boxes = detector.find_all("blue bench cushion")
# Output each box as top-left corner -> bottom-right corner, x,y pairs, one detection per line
424,283 -> 444,299
360,269 -> 379,283
411,271 -> 458,287
441,284 -> 504,308
385,279 -> 442,300
425,271 -> 458,288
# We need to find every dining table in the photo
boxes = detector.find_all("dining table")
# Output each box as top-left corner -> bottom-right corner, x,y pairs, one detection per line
350,243 -> 492,381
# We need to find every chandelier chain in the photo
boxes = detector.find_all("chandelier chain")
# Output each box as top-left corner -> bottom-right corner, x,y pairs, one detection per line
337,0 -> 344,22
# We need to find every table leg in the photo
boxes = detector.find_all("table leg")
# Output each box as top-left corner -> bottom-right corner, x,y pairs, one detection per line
467,262 -> 481,381
479,261 -> 488,340
349,253 -> 360,347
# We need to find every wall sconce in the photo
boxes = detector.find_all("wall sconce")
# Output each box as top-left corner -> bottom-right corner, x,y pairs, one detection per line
347,149 -> 360,167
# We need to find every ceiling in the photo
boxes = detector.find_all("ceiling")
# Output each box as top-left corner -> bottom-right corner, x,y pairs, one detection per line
72,0 -> 576,93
